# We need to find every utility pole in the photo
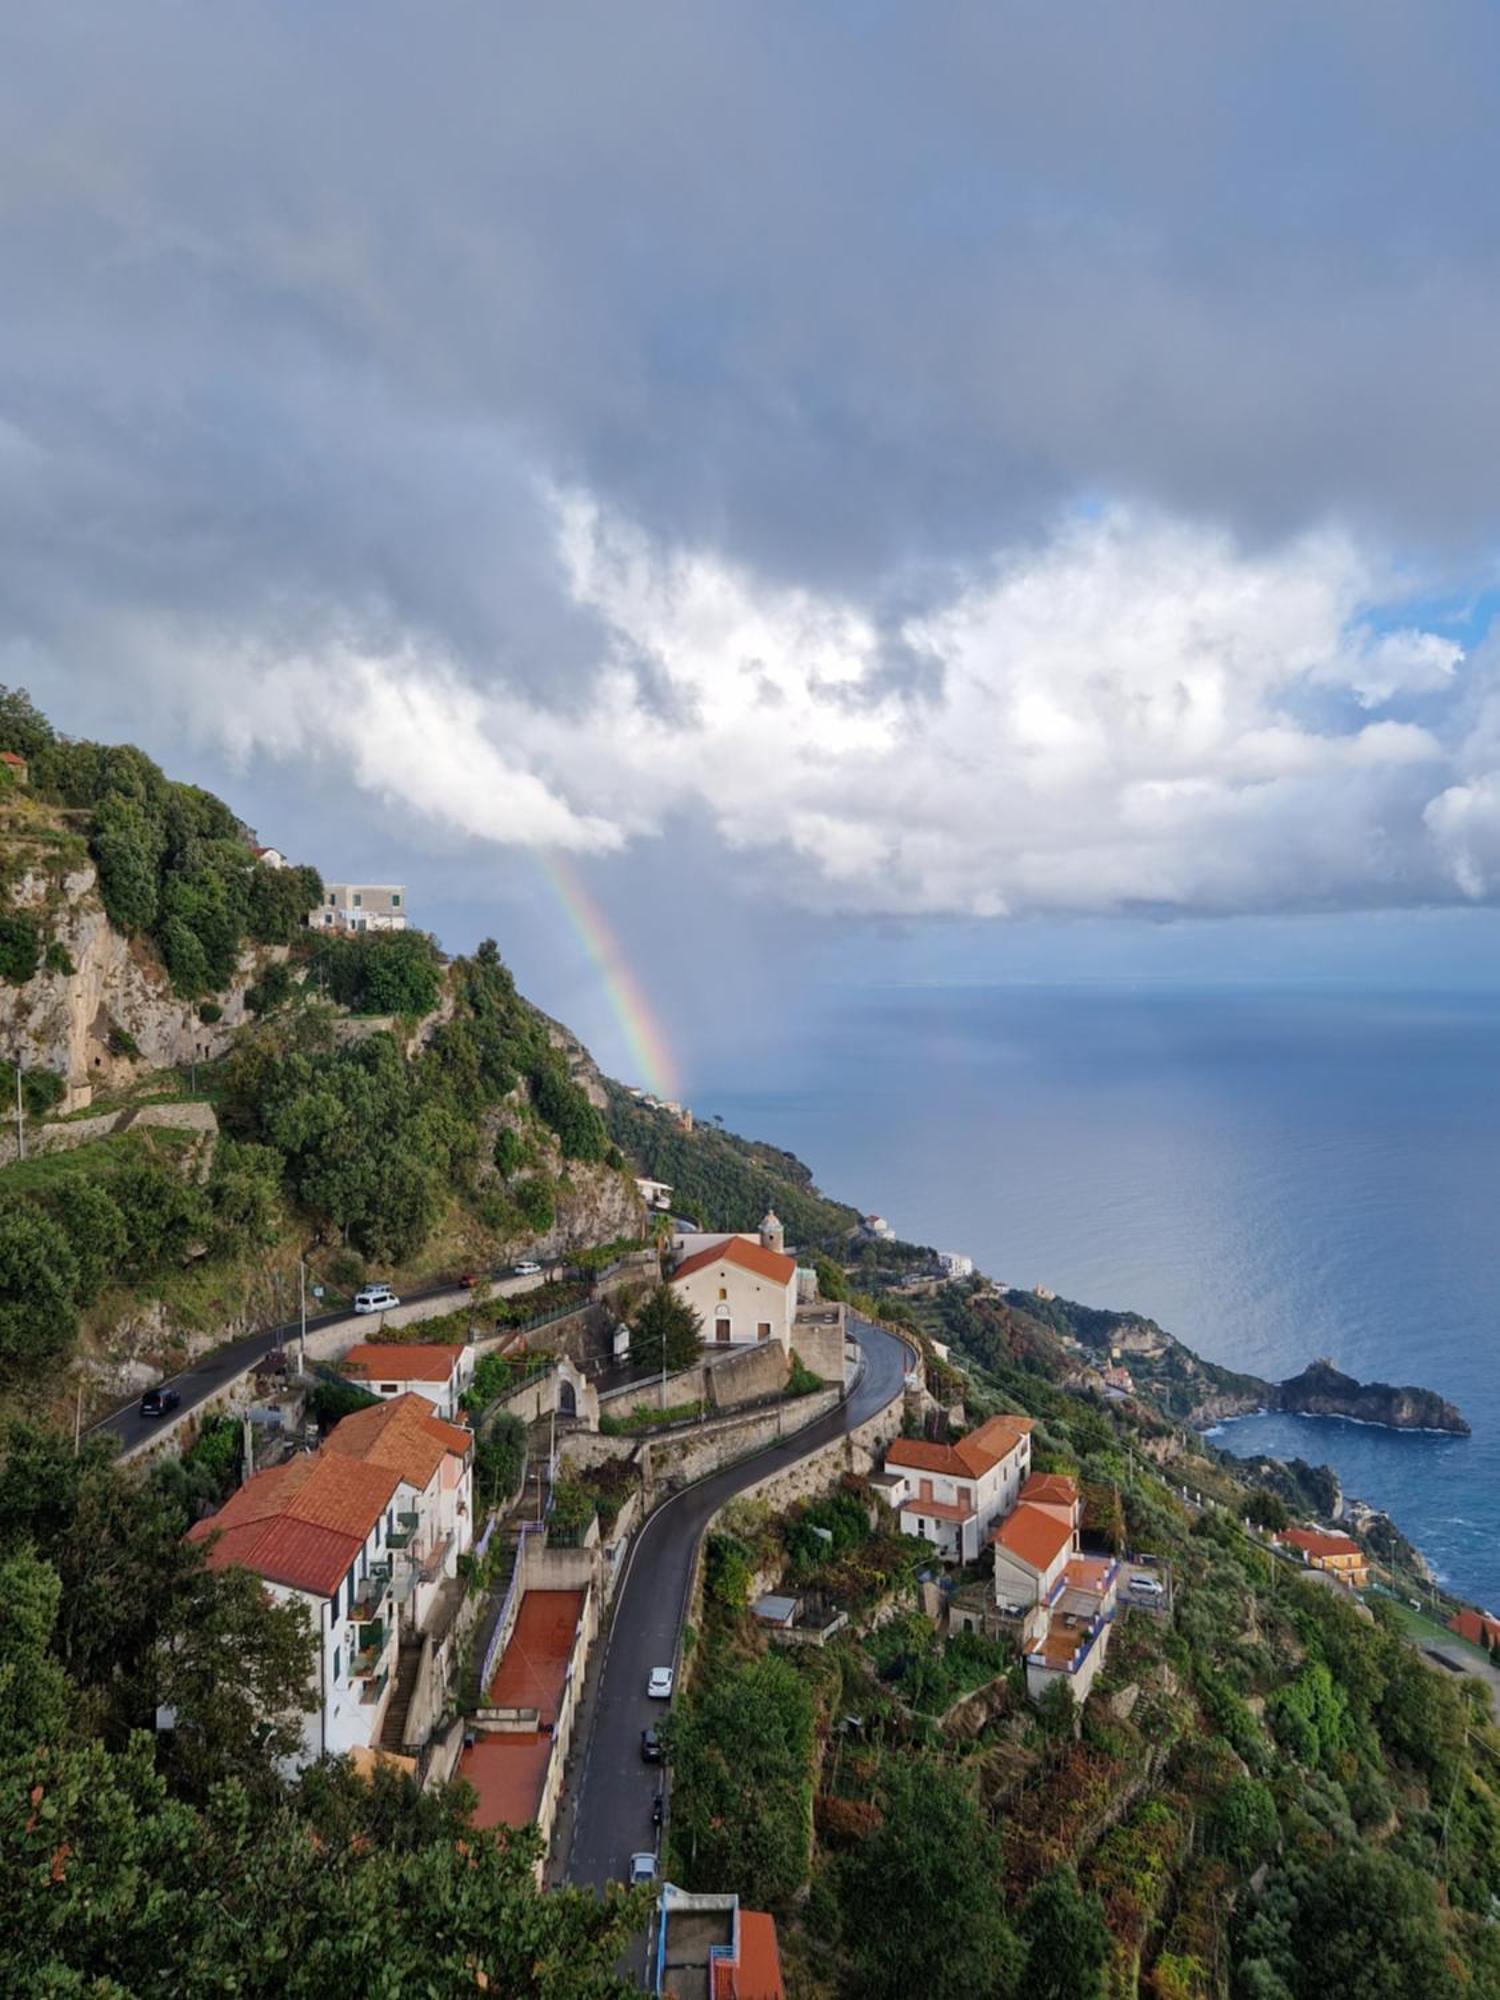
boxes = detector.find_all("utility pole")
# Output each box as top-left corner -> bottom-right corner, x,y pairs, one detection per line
13,1055 -> 23,1162
298,1256 -> 308,1375
73,1384 -> 83,1455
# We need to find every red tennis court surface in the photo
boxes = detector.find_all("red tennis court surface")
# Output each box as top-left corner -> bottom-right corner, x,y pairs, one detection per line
459,1589 -> 584,1830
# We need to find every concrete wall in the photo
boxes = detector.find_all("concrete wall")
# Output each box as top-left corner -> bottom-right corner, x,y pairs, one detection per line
596,1334 -> 790,1420
790,1315 -> 848,1384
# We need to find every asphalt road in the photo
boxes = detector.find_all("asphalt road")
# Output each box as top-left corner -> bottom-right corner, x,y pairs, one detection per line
87,1266 -> 552,1454
564,1313 -> 911,1893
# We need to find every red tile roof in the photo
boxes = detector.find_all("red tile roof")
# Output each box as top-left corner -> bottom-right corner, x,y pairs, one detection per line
672,1237 -> 797,1286
1020,1473 -> 1078,1508
0,751 -> 26,768
992,1502 -> 1074,1575
324,1392 -> 471,1488
342,1342 -> 465,1384
1451,1608 -> 1500,1650
1278,1527 -> 1365,1563
188,1451 -> 402,1596
886,1412 -> 1032,1481
720,1912 -> 785,2000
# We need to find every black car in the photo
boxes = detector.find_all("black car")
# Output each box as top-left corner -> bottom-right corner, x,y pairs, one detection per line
139,1386 -> 182,1419
640,1727 -> 663,1764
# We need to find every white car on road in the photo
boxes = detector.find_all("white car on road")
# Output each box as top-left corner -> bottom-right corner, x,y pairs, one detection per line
647,1666 -> 674,1699
353,1285 -> 399,1314
629,1852 -> 658,1885
514,1261 -> 542,1277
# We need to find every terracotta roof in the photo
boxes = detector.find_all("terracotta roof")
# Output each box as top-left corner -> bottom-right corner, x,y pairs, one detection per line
188,1451 -> 402,1596
672,1237 -> 797,1286
992,1502 -> 1074,1575
721,1912 -> 785,2000
324,1392 -> 471,1488
1020,1473 -> 1078,1508
0,751 -> 26,767
1279,1527 -> 1365,1562
342,1342 -> 465,1384
900,1496 -> 974,1524
886,1412 -> 1032,1481
1451,1608 -> 1500,1649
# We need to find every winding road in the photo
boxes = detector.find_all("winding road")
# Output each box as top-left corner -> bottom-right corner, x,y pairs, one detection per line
564,1313 -> 911,1892
87,1267 -> 551,1455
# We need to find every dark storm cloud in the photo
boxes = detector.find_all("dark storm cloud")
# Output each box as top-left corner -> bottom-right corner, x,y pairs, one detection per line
4,1 -> 1500,944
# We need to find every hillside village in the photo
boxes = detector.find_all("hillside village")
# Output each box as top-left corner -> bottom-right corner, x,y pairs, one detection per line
1,703 -> 1499,1997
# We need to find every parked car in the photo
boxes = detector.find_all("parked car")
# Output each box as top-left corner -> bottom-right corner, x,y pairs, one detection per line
647,1666 -> 674,1699
1130,1574 -> 1166,1600
457,1271 -> 479,1289
652,1791 -> 665,1829
353,1284 -> 399,1314
513,1260 -> 542,1278
629,1853 -> 658,1886
139,1386 -> 181,1419
640,1727 -> 664,1763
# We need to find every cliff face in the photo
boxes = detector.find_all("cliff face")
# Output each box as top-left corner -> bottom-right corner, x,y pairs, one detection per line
1276,1359 -> 1469,1435
0,858 -> 279,1111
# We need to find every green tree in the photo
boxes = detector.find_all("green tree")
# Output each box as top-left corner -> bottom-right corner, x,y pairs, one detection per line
0,1205 -> 79,1375
842,1757 -> 1024,2000
630,1283 -> 703,1373
0,1734 -> 646,1997
1287,1847 -> 1461,2000
1020,1866 -> 1110,2000
91,791 -> 163,931
0,1546 -> 73,1754
666,1654 -> 816,1907
154,1560 -> 316,1803
1207,1774 -> 1280,1869
0,683 -> 56,760
49,1178 -> 129,1304
0,913 -> 40,984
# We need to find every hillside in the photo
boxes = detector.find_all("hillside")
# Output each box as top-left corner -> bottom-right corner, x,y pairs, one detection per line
0,696 -> 641,1417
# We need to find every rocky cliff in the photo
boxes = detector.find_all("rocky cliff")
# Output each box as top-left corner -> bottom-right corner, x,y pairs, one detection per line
1275,1358 -> 1469,1435
0,854 -> 282,1111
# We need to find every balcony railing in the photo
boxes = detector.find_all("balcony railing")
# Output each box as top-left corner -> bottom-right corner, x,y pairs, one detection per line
349,1579 -> 390,1626
359,1668 -> 391,1707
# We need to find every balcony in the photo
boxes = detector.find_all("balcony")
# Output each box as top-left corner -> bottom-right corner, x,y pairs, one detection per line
352,1618 -> 391,1680
385,1510 -> 421,1552
359,1668 -> 391,1707
349,1578 -> 390,1626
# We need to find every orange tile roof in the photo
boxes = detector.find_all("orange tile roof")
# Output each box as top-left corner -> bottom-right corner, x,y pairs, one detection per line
188,1450 -> 402,1596
672,1237 -> 797,1286
1020,1473 -> 1078,1508
886,1412 -> 1032,1481
324,1392 -> 471,1488
1279,1527 -> 1365,1563
1451,1608 -> 1500,1649
725,1912 -> 785,2000
992,1502 -> 1073,1575
343,1342 -> 465,1384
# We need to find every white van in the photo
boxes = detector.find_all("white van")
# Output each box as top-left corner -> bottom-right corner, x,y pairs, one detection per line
353,1284 -> 399,1315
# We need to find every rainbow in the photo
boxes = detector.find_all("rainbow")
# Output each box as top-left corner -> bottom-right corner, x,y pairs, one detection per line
538,851 -> 680,1103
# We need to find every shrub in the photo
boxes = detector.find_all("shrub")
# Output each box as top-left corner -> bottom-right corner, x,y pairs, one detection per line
43,940 -> 75,976
0,913 -> 40,984
197,1001 -> 223,1024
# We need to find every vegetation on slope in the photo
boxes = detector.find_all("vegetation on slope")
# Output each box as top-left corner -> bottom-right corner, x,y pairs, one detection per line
0,686 -> 321,996
605,1083 -> 860,1244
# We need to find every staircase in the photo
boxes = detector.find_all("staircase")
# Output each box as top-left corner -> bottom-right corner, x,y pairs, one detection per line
380,1638 -> 424,1752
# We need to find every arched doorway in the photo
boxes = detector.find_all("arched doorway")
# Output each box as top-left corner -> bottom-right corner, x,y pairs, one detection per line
557,1376 -> 577,1419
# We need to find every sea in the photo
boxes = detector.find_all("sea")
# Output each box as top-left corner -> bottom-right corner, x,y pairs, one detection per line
696,985 -> 1500,1614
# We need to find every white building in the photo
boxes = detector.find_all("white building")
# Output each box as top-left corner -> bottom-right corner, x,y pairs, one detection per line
314,883 -> 408,933
635,1177 -> 675,1213
251,844 -> 287,869
340,1342 -> 474,1422
937,1251 -> 974,1279
186,1395 -> 473,1768
669,1218 -> 798,1352
879,1413 -> 1034,1563
990,1476 -> 1082,1613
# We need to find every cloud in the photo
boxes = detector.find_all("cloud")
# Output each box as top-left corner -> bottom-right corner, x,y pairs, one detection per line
95,489 -> 1500,921
5,6 -> 1500,937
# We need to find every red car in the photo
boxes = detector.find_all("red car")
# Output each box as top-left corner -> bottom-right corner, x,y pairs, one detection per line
457,1271 -> 479,1289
